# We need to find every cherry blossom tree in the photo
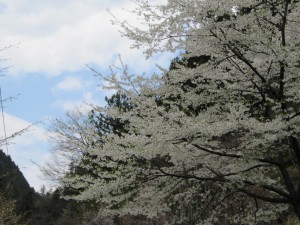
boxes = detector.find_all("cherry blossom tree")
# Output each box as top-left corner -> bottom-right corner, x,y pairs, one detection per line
61,0 -> 300,224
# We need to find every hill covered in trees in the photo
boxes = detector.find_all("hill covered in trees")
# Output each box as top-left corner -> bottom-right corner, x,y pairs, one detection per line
0,150 -> 88,225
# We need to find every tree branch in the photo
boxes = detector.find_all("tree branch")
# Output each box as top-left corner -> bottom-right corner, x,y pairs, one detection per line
191,143 -> 241,159
239,188 -> 290,203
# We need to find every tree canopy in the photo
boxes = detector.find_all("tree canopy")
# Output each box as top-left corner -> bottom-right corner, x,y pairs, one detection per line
49,0 -> 300,224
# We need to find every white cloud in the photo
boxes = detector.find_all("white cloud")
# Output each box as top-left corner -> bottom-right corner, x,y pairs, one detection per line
53,91 -> 105,114
0,0 -> 169,76
0,112 -> 51,191
53,76 -> 88,92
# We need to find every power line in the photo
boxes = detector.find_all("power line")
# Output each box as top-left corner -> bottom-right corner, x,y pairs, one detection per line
0,87 -> 9,155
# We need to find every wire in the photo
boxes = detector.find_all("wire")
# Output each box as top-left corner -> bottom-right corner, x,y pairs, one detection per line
0,87 -> 9,155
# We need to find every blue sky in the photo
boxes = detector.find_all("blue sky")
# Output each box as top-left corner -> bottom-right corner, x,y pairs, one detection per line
0,0 -> 175,191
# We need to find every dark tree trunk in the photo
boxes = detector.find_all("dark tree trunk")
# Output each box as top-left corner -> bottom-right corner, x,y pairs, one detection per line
293,200 -> 300,221
289,136 -> 300,166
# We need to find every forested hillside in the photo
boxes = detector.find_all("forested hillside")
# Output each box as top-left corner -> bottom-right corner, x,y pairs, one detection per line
0,150 -> 88,225
0,150 -> 33,224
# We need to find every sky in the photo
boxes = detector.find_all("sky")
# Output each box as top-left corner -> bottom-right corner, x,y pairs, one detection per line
0,0 -> 175,191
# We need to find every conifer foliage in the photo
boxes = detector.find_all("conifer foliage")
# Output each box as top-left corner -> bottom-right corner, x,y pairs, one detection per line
56,0 -> 300,224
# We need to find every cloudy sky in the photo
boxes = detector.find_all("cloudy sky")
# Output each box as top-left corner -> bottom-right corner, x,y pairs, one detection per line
0,0 -> 175,191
